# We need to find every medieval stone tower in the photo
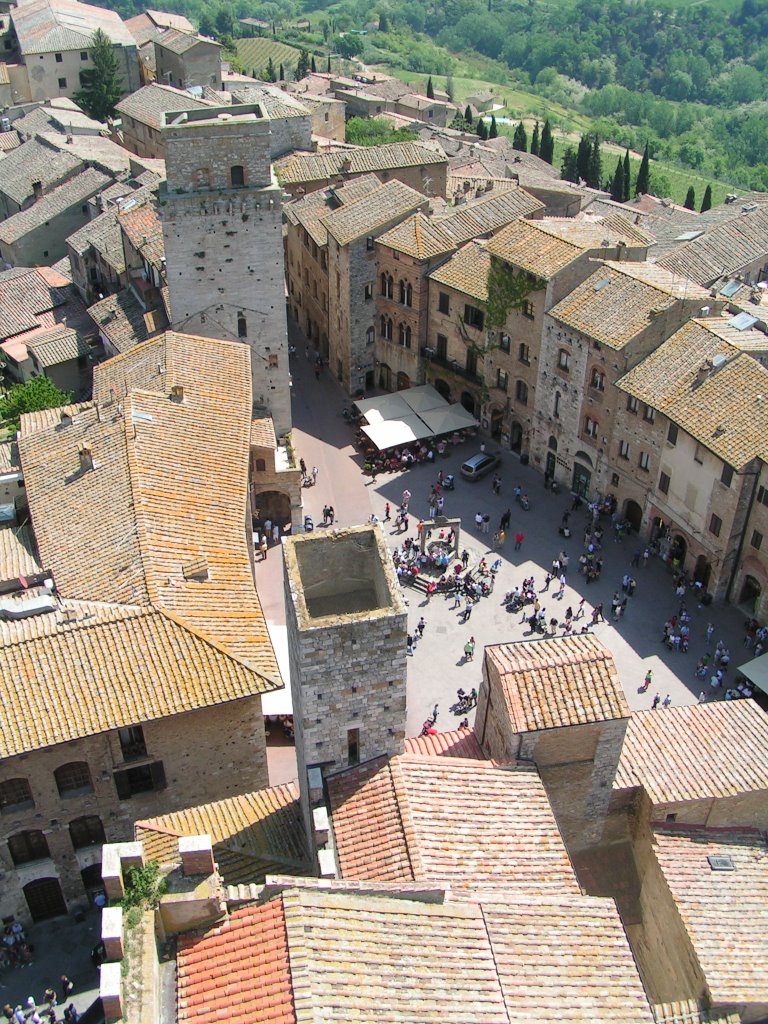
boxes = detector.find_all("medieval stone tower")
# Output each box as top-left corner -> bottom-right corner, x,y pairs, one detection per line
159,103 -> 291,436
283,526 -> 408,852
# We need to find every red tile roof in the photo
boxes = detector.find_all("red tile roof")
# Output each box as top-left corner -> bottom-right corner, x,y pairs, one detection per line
404,727 -> 485,758
177,900 -> 296,1023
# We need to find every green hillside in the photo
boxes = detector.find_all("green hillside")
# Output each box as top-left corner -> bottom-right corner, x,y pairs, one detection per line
235,38 -> 303,78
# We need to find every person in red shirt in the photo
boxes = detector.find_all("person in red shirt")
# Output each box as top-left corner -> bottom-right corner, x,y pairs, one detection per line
514,531 -> 525,550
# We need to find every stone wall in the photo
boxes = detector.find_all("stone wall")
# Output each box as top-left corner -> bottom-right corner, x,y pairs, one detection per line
374,244 -> 426,392
154,40 -> 221,92
0,695 -> 266,924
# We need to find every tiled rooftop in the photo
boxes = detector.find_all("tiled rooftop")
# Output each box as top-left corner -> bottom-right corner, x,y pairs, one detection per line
88,289 -> 162,354
657,205 -> 768,285
0,129 -> 21,152
0,167 -> 111,244
116,83 -> 213,131
328,753 -> 580,894
231,84 -> 310,120
136,784 -> 309,885
403,727 -> 485,758
118,196 -> 164,265
652,826 -> 768,1005
0,136 -> 83,207
616,318 -> 768,467
0,603 -> 275,758
251,417 -> 277,449
0,524 -> 40,581
548,261 -> 711,349
126,9 -> 194,46
284,173 -> 382,248
274,141 -> 447,186
11,0 -> 136,53
0,267 -> 72,339
485,634 -> 630,732
615,700 -> 768,805
324,178 -> 426,246
376,211 -> 456,260
26,325 -> 90,367
66,210 -> 125,274
428,239 -> 491,303
155,27 -> 217,54
18,332 -> 280,678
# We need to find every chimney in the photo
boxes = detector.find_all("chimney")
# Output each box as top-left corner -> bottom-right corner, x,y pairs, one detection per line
170,384 -> 184,402
66,133 -> 73,144
179,835 -> 215,876
59,411 -> 73,427
31,180 -> 42,200
341,156 -> 352,172
79,447 -> 94,472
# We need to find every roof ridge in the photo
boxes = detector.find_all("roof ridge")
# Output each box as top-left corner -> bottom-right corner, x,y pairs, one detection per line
121,392 -> 160,609
0,603 -> 155,650
388,757 -> 424,881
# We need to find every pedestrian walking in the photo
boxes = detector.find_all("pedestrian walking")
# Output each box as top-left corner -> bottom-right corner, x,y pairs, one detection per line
299,458 -> 306,476
482,513 -> 490,534
514,531 -> 525,550
402,489 -> 411,509
698,691 -> 707,703
461,549 -> 469,569
314,364 -> 320,381
259,536 -> 268,561
463,596 -> 474,621
417,616 -> 426,637
312,466 -> 319,484
384,502 -> 391,521
542,574 -> 552,592
662,694 -> 672,707
44,991 -> 56,1008
500,509 -> 511,531
591,603 -> 604,624
575,597 -> 586,620
556,573 -> 566,597
406,634 -> 414,656
272,523 -> 280,545
705,622 -> 715,646
452,590 -> 462,609
59,980 -> 73,1004
464,637 -> 475,661
651,693 -> 661,709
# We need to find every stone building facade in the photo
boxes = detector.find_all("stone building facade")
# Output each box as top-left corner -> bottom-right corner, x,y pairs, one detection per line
0,695 -> 267,924
283,526 -> 408,853
154,32 -> 222,92
159,103 -> 291,435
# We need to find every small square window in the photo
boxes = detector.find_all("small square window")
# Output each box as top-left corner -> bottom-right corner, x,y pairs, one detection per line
751,530 -> 763,550
709,513 -> 722,537
58,78 -> 67,88
80,50 -> 88,60
522,300 -> 534,319
590,368 -> 605,391
364,283 -> 373,300
438,292 -> 450,314
496,368 -> 508,391
659,471 -> 670,495
518,342 -> 529,363
55,52 -> 63,62
558,349 -> 570,371
366,237 -> 374,251
619,440 -> 630,460
667,423 -> 678,445
627,396 -> 639,414
758,485 -> 768,508
643,405 -> 656,424
610,472 -> 620,486
639,451 -> 650,471
721,465 -> 733,487
499,333 -> 510,353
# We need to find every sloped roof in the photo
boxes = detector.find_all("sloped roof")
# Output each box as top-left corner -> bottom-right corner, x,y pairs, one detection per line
615,700 -> 768,804
18,332 -> 280,678
548,261 -> 711,349
115,83 -> 213,131
428,239 -> 491,303
485,634 -> 629,732
284,173 -> 382,248
11,0 -> 136,54
403,727 -> 484,758
135,784 -> 309,885
250,417 -> 277,449
0,135 -> 83,207
26,325 -> 90,366
0,266 -> 72,339
118,196 -> 164,264
0,129 -> 21,152
657,205 -> 768,286
66,209 -> 125,273
0,166 -> 110,244
376,211 -> 456,260
616,318 -> 768,467
652,827 -> 768,1006
328,753 -> 580,894
155,27 -> 219,54
0,602 -> 274,758
88,288 -> 162,354
274,141 -> 447,186
126,10 -> 194,47
231,83 -> 310,120
324,178 -> 426,247
0,524 -> 40,581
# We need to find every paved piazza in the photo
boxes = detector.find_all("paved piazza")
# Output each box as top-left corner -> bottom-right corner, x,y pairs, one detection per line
259,338 -> 753,777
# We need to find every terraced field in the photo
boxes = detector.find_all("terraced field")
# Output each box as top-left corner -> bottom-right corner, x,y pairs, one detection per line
236,37 -> 303,77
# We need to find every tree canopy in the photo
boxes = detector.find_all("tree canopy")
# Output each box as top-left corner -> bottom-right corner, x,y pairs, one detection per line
0,377 -> 72,433
73,29 -> 122,121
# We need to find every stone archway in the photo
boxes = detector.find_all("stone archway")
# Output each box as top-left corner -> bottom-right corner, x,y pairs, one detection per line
694,554 -> 712,588
460,390 -> 477,417
740,574 -> 762,613
623,499 -> 642,533
433,378 -> 451,401
510,421 -> 523,453
396,371 -> 411,391
490,406 -> 504,439
253,489 -> 291,527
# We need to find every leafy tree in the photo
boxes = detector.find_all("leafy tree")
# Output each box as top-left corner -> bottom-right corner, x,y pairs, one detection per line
426,75 -> 434,99
489,114 -> 498,139
700,184 -> 713,213
635,142 -> 650,195
530,121 -> 540,156
279,63 -> 285,81
264,57 -> 276,82
464,105 -> 473,125
198,13 -> 215,37
73,29 -> 122,122
561,146 -> 579,182
311,56 -> 317,73
684,185 -> 696,210
610,156 -> 624,201
477,117 -> 489,140
296,49 -> 310,80
345,117 -> 417,146
0,376 -> 72,433
540,119 -> 554,163
333,35 -> 362,59
378,10 -> 389,31
623,148 -> 631,201
215,7 -> 234,36
512,121 -> 527,151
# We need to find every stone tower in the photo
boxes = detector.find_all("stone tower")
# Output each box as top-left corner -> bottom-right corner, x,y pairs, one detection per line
283,526 -> 408,851
159,103 -> 291,436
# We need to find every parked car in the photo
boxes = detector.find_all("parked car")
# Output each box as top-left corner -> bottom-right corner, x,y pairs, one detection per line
460,451 -> 500,481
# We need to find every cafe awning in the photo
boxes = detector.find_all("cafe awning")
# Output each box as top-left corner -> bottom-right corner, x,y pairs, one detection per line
737,652 -> 768,694
355,384 -> 478,451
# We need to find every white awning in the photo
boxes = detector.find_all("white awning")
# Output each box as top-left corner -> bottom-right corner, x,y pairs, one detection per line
737,652 -> 768,694
361,416 -> 423,450
355,385 -> 478,451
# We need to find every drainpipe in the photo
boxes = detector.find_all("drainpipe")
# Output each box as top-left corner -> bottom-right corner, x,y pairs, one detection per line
725,464 -> 761,604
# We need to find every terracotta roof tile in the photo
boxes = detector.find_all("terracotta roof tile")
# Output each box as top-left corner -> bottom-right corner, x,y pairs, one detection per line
324,179 -> 426,246
652,1000 -> 741,1024
135,784 -> 310,885
652,826 -> 768,1005
251,417 -> 277,449
657,205 -> 768,285
403,727 -> 484,758
548,261 -> 711,349
116,83 -> 213,132
0,524 -> 40,581
615,700 -> 768,804
11,0 -> 136,54
155,27 -> 218,54
177,899 -> 296,1024
118,196 -> 164,265
485,633 -> 629,731
616,318 -> 768,467
274,141 -> 447,187
88,288 -> 166,354
0,167 -> 111,244
428,239 -> 490,302
0,136 -> 82,207
328,754 -> 579,894
376,211 -> 456,260
66,210 -> 126,275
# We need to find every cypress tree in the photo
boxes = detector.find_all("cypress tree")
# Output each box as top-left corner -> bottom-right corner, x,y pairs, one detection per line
311,56 -> 317,73
540,119 -> 554,163
73,29 -> 122,121
279,62 -> 285,80
426,75 -> 434,99
265,56 -> 276,82
684,186 -> 696,210
561,146 -> 579,182
610,156 -> 624,202
530,120 -> 540,156
576,134 -> 591,182
477,117 -> 488,140
327,54 -> 331,73
635,143 -> 650,195
623,148 -> 631,201
489,114 -> 498,139
464,104 -> 473,126
378,10 -> 389,31
512,121 -> 527,151
587,135 -> 602,189
700,184 -> 712,212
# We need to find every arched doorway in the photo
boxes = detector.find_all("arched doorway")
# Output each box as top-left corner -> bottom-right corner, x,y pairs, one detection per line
378,363 -> 392,391
460,391 -> 477,417
510,421 -> 523,454
623,499 -> 642,533
253,490 -> 291,527
572,452 -> 593,498
545,436 -> 557,481
433,378 -> 450,401
396,371 -> 410,391
740,574 -> 762,613
24,877 -> 67,922
669,534 -> 687,568
694,554 -> 712,589
490,406 -> 503,439
81,863 -> 105,905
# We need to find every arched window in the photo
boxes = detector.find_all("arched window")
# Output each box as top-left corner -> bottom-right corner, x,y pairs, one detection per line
387,318 -> 393,340
404,283 -> 413,307
386,275 -> 393,299
69,816 -> 106,851
0,777 -> 34,812
404,326 -> 412,349
366,326 -> 375,346
54,762 -> 93,798
515,380 -> 528,405
381,273 -> 388,296
254,458 -> 266,472
399,323 -> 406,346
230,165 -> 245,187
380,315 -> 387,338
8,830 -> 49,865
237,314 -> 247,338
548,435 -> 558,451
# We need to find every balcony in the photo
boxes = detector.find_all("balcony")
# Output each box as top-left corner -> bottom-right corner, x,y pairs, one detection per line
421,347 -> 484,386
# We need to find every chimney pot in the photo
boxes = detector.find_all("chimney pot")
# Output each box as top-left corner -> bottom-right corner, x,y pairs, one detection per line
170,384 -> 184,402
79,447 -> 94,472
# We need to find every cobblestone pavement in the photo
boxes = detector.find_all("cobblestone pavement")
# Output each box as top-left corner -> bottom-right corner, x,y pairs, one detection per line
263,324 -> 754,756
